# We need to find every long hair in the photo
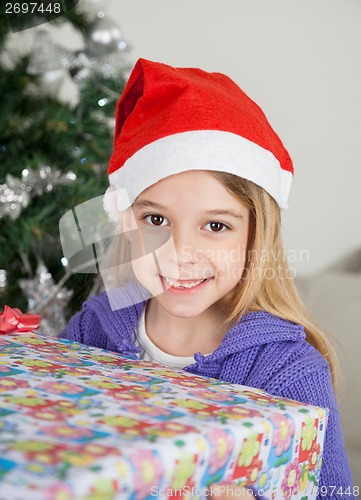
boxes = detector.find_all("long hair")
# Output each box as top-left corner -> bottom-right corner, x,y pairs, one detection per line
210,171 -> 340,392
103,171 -> 340,392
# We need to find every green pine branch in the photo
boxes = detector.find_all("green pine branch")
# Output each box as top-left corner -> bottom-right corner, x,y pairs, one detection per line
0,10 -> 127,320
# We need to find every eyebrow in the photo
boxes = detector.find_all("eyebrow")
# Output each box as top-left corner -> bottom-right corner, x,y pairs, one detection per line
133,200 -> 244,219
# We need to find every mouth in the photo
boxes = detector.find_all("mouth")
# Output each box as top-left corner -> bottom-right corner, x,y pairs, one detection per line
160,275 -> 213,292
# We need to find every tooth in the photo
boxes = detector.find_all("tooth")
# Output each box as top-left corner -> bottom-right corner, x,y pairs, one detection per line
164,277 -> 204,289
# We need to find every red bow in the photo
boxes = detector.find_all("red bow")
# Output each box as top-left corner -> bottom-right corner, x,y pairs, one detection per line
0,305 -> 41,334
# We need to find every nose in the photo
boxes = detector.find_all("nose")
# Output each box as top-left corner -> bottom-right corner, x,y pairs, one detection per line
170,227 -> 200,266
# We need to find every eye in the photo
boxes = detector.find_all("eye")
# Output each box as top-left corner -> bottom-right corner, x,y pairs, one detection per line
205,221 -> 230,233
143,214 -> 169,226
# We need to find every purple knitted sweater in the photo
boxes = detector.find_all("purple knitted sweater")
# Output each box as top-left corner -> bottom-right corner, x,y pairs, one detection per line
60,290 -> 354,499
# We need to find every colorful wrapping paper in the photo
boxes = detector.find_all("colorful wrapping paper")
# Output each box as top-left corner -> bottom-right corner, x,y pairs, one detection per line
0,333 -> 328,499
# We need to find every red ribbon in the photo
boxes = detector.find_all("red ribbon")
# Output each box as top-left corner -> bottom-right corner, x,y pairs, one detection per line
0,305 -> 41,334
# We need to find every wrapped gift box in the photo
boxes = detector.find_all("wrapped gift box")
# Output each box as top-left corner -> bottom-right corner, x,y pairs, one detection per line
0,333 -> 328,499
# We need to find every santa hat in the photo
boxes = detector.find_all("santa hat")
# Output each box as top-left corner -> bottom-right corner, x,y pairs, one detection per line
106,58 -> 293,213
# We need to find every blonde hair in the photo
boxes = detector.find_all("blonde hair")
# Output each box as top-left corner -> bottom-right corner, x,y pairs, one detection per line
211,171 -> 341,392
103,170 -> 341,392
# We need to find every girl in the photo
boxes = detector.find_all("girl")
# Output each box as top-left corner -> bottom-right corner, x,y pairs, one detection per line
60,59 -> 353,499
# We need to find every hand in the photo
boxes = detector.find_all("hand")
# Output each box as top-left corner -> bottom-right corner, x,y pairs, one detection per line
209,483 -> 256,499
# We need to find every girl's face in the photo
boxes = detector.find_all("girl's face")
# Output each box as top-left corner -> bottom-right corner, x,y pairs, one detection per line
127,170 -> 250,319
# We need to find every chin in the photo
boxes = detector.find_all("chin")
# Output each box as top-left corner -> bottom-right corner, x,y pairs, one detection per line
156,298 -> 209,319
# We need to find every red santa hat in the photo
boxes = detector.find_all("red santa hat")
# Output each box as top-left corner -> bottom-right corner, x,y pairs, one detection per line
106,58 -> 293,214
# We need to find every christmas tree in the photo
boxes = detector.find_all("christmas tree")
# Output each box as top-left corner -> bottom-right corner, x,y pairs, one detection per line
0,2 -> 130,335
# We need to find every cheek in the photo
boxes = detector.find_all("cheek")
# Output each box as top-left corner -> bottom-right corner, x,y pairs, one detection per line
131,254 -> 157,286
131,254 -> 164,296
212,243 -> 248,281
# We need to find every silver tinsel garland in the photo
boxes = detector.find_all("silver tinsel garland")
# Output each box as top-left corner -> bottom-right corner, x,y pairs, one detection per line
0,166 -> 76,220
19,261 -> 73,337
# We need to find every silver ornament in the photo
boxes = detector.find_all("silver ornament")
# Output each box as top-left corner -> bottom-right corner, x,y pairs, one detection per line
78,0 -> 109,16
85,16 -> 124,57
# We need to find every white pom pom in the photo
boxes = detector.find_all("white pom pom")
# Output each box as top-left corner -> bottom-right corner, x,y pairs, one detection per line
103,185 -> 121,223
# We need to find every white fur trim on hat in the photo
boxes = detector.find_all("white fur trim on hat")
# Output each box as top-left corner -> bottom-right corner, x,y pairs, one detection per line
108,130 -> 292,211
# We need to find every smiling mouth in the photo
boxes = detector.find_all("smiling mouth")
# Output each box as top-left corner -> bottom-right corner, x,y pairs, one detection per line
161,276 -> 211,289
